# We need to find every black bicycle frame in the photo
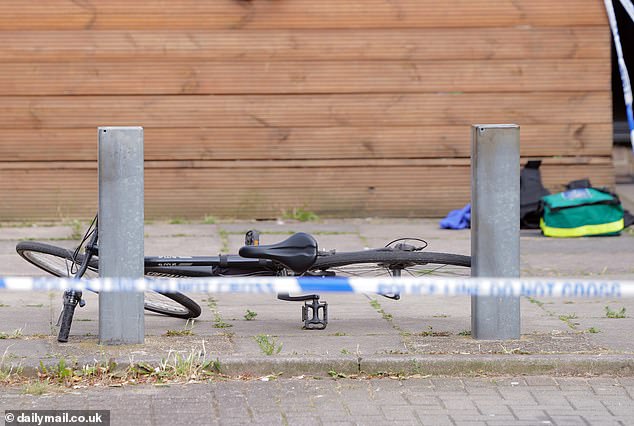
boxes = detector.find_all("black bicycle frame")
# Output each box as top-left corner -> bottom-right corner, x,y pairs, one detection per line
143,255 -> 282,277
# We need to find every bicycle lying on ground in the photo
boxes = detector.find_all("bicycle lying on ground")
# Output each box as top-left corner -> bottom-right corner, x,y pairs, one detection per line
16,216 -> 471,342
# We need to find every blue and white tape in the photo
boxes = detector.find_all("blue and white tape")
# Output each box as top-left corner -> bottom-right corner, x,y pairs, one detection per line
1,276 -> 633,298
606,0 -> 634,149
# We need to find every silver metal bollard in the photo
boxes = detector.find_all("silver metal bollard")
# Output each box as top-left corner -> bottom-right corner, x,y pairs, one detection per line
98,127 -> 145,344
471,124 -> 520,340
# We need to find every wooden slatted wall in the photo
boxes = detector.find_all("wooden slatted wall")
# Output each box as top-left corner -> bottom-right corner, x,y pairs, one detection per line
0,0 -> 613,220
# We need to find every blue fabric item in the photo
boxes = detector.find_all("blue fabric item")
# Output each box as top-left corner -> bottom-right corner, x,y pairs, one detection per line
439,203 -> 471,229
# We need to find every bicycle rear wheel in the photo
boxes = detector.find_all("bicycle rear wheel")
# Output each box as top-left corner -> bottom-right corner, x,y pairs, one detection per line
310,249 -> 470,277
16,241 -> 201,319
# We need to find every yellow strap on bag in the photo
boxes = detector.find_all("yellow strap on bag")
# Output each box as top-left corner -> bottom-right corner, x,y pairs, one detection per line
540,218 -> 625,238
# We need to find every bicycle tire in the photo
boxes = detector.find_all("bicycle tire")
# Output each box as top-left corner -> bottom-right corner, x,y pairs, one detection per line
310,249 -> 471,277
16,241 -> 201,319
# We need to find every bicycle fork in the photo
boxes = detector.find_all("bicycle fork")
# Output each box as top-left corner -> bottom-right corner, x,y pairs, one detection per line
57,221 -> 97,343
57,289 -> 85,343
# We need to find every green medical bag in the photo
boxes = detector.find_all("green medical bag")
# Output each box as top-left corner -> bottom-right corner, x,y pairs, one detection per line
540,188 -> 624,237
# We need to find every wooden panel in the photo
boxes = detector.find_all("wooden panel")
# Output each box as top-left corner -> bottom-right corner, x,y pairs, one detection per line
0,93 -> 611,129
0,162 -> 614,220
0,28 -> 609,62
0,60 -> 608,95
0,0 -> 606,30
0,124 -> 613,162
0,1 -> 614,221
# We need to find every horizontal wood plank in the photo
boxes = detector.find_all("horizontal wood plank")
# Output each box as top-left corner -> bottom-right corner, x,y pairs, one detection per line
0,0 -> 606,29
0,60 -> 608,95
0,124 -> 613,162
0,28 -> 609,62
0,163 -> 614,220
0,93 -> 612,129
0,157 -> 615,170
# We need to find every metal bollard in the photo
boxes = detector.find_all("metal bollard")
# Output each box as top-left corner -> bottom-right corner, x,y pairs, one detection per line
470,124 -> 520,340
98,127 -> 145,344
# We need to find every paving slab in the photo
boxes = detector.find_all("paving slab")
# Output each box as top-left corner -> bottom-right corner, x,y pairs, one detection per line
0,225 -> 74,241
0,210 -> 633,380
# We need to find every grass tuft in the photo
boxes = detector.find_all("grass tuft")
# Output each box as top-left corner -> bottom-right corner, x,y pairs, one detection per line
605,306 -> 626,319
281,207 -> 319,222
0,328 -> 23,340
254,334 -> 282,355
164,319 -> 196,336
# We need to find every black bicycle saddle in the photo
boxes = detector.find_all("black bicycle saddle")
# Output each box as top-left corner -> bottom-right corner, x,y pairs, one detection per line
238,232 -> 318,273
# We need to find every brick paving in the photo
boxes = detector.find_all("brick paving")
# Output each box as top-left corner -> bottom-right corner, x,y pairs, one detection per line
2,376 -> 633,425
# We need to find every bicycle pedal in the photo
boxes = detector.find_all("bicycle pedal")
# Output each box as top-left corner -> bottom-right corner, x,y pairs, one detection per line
301,299 -> 328,330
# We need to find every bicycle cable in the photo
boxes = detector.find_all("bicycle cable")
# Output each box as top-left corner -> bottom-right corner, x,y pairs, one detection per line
384,237 -> 428,252
70,214 -> 98,275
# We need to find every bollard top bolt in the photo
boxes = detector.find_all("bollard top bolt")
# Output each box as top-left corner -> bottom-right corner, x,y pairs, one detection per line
473,124 -> 520,133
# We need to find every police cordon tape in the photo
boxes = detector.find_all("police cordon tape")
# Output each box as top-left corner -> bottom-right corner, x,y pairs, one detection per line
1,276 -> 633,298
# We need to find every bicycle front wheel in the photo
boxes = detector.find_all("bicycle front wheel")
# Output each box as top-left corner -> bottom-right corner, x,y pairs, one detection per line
310,249 -> 470,278
16,241 -> 98,278
16,241 -> 201,319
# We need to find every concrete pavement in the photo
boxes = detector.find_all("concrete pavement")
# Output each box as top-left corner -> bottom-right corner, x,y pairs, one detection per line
1,187 -> 633,425
1,214 -> 633,375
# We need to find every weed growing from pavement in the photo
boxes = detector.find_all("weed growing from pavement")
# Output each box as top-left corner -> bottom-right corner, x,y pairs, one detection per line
369,298 -> 393,321
153,350 -> 221,381
67,219 -> 84,240
418,326 -> 450,337
205,296 -> 232,328
605,306 -> 627,318
558,313 -> 579,329
243,309 -> 257,321
37,359 -> 77,386
169,218 -> 188,225
0,328 -> 23,340
218,228 -> 230,252
586,327 -> 600,334
526,297 -> 544,308
164,319 -> 195,336
212,313 -> 232,329
527,296 -> 583,331
22,380 -> 52,395
1,350 -> 23,383
328,370 -> 349,379
281,207 -> 319,222
12,346 -> 226,391
254,334 -> 282,355
499,345 -> 531,355
202,215 -> 217,224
